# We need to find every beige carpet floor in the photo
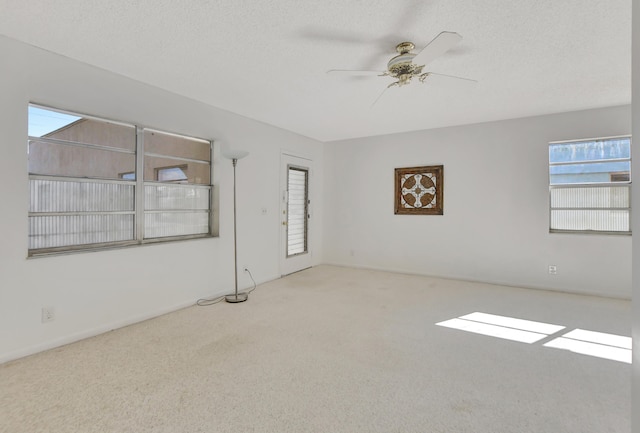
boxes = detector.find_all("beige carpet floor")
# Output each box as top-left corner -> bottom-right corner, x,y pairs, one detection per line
0,265 -> 631,433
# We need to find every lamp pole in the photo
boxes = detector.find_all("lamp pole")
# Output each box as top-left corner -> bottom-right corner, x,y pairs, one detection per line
225,155 -> 248,303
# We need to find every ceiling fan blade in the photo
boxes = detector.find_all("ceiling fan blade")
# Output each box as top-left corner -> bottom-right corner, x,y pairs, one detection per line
327,69 -> 384,76
371,86 -> 391,108
413,31 -> 463,66
298,27 -> 370,45
423,72 -> 477,83
390,0 -> 430,36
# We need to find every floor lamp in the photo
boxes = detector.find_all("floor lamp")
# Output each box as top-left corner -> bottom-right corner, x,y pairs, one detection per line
222,148 -> 250,303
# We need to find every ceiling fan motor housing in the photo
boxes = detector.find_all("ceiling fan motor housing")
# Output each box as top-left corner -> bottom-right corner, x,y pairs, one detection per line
387,44 -> 423,86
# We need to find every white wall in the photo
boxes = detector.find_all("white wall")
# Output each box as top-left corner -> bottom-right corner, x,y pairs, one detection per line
0,36 -> 324,363
323,106 -> 631,298
631,1 -> 639,431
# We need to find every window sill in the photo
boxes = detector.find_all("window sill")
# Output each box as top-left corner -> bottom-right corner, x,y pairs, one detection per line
27,234 -> 217,258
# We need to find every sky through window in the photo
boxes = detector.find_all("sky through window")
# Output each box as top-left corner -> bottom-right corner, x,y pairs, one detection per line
28,106 -> 81,137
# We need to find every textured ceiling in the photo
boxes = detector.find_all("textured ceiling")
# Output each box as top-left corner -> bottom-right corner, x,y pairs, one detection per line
0,0 -> 631,142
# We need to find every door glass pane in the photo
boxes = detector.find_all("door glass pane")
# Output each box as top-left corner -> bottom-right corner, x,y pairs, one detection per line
287,167 -> 308,256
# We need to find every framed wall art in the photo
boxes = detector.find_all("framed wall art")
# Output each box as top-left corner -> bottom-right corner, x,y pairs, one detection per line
394,165 -> 443,215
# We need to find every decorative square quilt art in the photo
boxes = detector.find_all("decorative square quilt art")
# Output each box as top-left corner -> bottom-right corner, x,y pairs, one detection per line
394,165 -> 443,215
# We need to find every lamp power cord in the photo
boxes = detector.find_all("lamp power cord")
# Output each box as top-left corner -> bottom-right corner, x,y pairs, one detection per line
196,268 -> 257,306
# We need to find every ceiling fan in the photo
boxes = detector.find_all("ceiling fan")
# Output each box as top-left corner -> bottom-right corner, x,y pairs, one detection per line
327,31 -> 475,104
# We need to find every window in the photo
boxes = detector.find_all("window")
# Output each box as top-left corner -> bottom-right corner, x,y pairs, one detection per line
27,104 -> 213,255
549,136 -> 631,234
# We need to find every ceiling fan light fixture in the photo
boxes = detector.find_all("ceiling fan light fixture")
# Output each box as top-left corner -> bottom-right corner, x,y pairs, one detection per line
395,41 -> 415,54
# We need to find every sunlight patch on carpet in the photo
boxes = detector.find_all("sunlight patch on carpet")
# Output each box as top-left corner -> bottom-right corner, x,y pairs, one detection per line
544,329 -> 631,364
435,312 -> 562,344
436,312 -> 631,364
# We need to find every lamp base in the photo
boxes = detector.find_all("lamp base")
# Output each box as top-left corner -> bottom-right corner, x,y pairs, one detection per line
225,292 -> 248,303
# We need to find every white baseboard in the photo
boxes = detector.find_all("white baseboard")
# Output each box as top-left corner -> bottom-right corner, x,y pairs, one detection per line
1,274 -> 284,365
320,261 -> 631,300
3,264 -> 626,365
0,297 -> 215,365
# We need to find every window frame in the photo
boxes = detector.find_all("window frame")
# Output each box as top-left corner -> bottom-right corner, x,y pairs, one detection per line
548,135 -> 632,235
27,103 -> 215,257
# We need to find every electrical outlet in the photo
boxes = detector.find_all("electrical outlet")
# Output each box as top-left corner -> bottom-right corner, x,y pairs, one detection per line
548,265 -> 557,275
41,307 -> 55,323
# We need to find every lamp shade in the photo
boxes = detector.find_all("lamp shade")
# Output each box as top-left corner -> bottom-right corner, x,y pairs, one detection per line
222,149 -> 249,160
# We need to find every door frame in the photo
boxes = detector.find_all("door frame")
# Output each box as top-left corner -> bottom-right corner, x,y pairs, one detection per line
279,150 -> 313,276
